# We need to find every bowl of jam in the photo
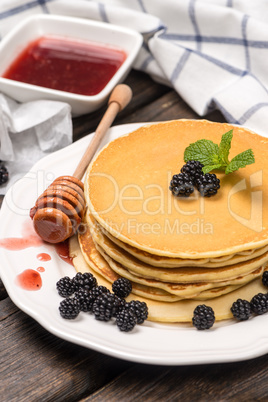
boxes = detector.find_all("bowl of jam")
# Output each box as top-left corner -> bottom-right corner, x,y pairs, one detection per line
0,15 -> 143,115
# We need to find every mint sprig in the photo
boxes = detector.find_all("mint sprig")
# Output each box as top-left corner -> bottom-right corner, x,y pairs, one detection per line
184,129 -> 255,174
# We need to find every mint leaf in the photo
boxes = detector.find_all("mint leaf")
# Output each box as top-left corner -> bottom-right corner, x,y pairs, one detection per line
225,149 -> 255,174
184,139 -> 219,165
218,129 -> 233,164
183,130 -> 255,175
202,164 -> 224,174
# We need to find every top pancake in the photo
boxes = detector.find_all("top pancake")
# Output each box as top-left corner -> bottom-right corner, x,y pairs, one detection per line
86,119 -> 268,258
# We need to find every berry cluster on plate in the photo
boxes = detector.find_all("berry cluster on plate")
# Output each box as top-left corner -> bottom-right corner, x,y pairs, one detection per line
230,272 -> 268,321
193,271 -> 268,330
170,160 -> 220,198
56,272 -> 268,331
56,272 -> 148,332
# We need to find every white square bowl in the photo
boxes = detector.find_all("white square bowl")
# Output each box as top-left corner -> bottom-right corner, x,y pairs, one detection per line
0,14 -> 143,115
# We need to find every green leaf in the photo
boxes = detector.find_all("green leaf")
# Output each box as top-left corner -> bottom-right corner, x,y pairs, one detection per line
225,149 -> 255,174
202,164 -> 224,174
183,130 -> 255,176
218,129 -> 233,164
184,139 -> 219,165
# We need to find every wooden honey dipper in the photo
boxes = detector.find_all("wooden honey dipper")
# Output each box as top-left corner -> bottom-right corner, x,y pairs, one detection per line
30,84 -> 133,243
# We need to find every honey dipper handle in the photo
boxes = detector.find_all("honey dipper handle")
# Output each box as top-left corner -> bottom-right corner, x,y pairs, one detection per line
73,84 -> 133,180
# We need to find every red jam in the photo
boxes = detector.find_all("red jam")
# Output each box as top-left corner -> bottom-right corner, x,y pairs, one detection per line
0,219 -> 43,250
55,239 -> 73,266
36,253 -> 51,262
37,266 -> 45,273
3,35 -> 126,95
16,269 -> 42,291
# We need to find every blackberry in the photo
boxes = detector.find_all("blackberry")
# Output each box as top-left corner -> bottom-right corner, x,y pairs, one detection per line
250,293 -> 268,315
116,307 -> 137,332
112,278 -> 132,298
196,173 -> 220,197
180,160 -> 204,184
72,272 -> 97,291
59,298 -> 80,319
75,285 -> 109,312
192,304 -> 215,330
0,161 -> 8,185
262,271 -> 268,288
74,288 -> 92,312
92,293 -> 125,321
56,276 -> 76,298
169,173 -> 194,197
231,298 -> 252,321
125,300 -> 148,324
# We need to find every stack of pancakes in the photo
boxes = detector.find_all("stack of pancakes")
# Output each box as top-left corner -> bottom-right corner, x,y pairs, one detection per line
70,119 -> 268,322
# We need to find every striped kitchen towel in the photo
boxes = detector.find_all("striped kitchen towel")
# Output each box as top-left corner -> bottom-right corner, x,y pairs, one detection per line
1,0 -> 268,138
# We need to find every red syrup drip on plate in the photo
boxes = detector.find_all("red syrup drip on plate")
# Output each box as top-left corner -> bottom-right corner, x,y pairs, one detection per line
16,269 -> 42,291
36,253 -> 51,262
1,219 -> 73,291
0,235 -> 43,250
55,239 -> 73,266
37,266 -> 45,273
0,219 -> 43,250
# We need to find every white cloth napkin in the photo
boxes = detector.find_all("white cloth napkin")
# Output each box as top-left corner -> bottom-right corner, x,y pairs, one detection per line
1,0 -> 268,192
0,95 -> 72,194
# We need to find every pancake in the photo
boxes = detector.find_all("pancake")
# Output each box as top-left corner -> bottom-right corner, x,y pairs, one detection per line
95,240 -> 266,298
92,215 -> 268,268
87,214 -> 268,282
74,231 -> 252,301
75,229 -> 180,302
77,223 -> 266,300
86,119 -> 268,258
70,233 -> 268,322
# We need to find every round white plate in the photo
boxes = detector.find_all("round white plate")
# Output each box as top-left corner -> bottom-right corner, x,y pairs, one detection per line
1,123 -> 268,366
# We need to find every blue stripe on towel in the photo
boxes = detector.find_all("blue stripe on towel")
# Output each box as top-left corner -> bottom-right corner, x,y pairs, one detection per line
171,45 -> 245,76
213,100 -> 239,124
140,54 -> 154,71
199,50 -> 246,75
189,0 -> 202,52
171,50 -> 190,84
137,0 -> 147,13
239,102 -> 268,125
242,14 -> 250,71
38,0 -> 50,13
98,3 -> 109,23
159,33 -> 268,49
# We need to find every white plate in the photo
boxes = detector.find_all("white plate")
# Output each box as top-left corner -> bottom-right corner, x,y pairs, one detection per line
1,122 -> 268,366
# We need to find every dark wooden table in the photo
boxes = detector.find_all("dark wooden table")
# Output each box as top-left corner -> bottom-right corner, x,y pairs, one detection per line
1,70 -> 268,401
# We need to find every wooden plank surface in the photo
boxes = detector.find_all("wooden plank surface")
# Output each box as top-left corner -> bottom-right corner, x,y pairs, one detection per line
1,69 -> 268,402
1,298 -> 132,401
83,356 -> 268,401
